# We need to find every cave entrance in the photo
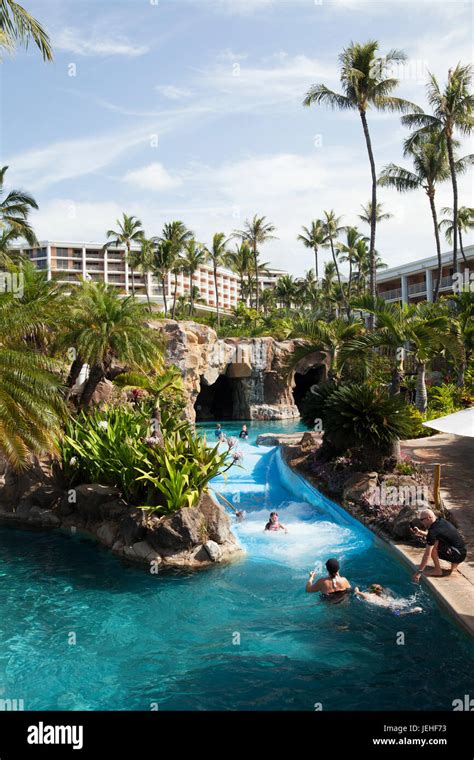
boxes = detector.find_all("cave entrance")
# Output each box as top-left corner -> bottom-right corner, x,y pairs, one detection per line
195,374 -> 245,420
292,365 -> 325,412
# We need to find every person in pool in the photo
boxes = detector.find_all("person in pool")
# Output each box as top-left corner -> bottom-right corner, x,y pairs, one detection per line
214,423 -> 222,438
264,511 -> 287,533
239,424 -> 249,439
306,558 -> 351,598
354,584 -> 423,615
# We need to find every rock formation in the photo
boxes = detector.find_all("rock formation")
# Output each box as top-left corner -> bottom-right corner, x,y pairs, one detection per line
152,319 -> 328,421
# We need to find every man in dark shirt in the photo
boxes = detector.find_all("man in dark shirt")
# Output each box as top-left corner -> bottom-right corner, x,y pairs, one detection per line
411,508 -> 467,582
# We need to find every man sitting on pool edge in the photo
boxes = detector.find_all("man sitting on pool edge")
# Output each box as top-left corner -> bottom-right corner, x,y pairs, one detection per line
411,508 -> 467,582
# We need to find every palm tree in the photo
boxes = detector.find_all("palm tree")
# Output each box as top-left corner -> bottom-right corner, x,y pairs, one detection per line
448,291 -> 474,386
137,236 -> 156,312
406,305 -> 453,412
260,286 -> 276,316
206,232 -> 228,327
225,242 -> 253,304
105,214 -> 143,297
358,201 -> 392,227
320,261 -> 340,315
439,205 -> 474,266
304,41 -> 419,314
321,210 -> 346,309
336,227 -> 367,314
297,220 -> 326,279
0,166 -> 39,254
152,239 -> 174,317
161,221 -> 193,319
378,135 -> 472,300
298,269 -> 320,310
181,240 -> 207,315
233,215 -> 277,311
60,281 -> 161,407
0,0 -> 53,61
402,64 -> 474,273
275,274 -> 298,309
290,316 -> 365,380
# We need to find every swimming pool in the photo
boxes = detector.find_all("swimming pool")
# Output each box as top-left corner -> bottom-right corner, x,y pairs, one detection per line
0,440 -> 472,711
196,417 -> 307,445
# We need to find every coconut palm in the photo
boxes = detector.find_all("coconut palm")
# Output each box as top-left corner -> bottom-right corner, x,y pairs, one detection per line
225,242 -> 253,304
181,240 -> 207,315
447,291 -> 474,386
321,210 -> 346,309
105,214 -> 143,297
151,239 -> 174,317
136,236 -> 156,312
0,166 -> 39,256
60,281 -> 162,407
260,286 -> 276,316
275,274 -> 298,310
297,220 -> 326,280
336,227 -> 368,314
233,215 -> 277,311
358,201 -> 392,227
290,316 -> 365,380
205,232 -> 228,327
304,41 -> 420,312
378,135 -> 472,300
0,0 -> 53,61
439,205 -> 474,266
298,269 -> 320,309
161,221 -> 193,319
405,305 -> 453,413
402,64 -> 474,273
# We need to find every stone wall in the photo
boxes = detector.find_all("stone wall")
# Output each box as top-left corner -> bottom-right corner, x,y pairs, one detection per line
152,319 -> 329,421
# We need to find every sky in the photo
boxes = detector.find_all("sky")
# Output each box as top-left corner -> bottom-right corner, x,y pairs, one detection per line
1,0 -> 473,276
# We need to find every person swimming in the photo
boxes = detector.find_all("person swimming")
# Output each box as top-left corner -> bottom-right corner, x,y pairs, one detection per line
306,558 -> 351,600
264,511 -> 287,533
239,424 -> 249,439
214,423 -> 222,438
354,584 -> 423,615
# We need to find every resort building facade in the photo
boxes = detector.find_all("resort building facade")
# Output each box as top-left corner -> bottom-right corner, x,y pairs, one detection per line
376,245 -> 474,304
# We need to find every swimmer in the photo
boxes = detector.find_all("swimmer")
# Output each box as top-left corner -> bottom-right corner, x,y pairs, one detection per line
264,511 -> 287,533
239,424 -> 249,439
306,558 -> 351,597
214,423 -> 222,439
354,584 -> 422,615
235,510 -> 246,522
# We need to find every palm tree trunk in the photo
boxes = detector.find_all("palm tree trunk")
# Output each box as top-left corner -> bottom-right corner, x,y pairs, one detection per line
127,243 -> 135,297
253,244 -> 259,312
161,275 -> 168,316
359,109 -> 377,328
346,259 -> 353,318
457,356 -> 466,388
329,236 -> 346,310
446,133 -> 459,273
79,363 -> 104,407
314,246 -> 319,279
66,355 -> 84,389
415,361 -> 428,413
214,265 -> 220,327
390,359 -> 404,396
145,271 -> 152,312
459,227 -> 468,265
171,272 -> 178,320
239,274 -> 245,302
247,272 -> 252,308
428,189 -> 442,302
189,272 -> 194,315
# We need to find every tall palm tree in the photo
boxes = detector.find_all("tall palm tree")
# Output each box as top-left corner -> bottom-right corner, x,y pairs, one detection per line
206,232 -> 228,327
0,0 -> 53,61
60,281 -> 161,407
233,215 -> 277,311
298,269 -> 320,309
406,304 -> 453,413
297,220 -> 326,279
304,41 -> 419,314
152,238 -> 174,317
439,205 -> 474,266
0,165 -> 39,254
378,135 -> 472,300
137,236 -> 156,312
181,240 -> 207,315
402,64 -> 474,273
321,210 -> 346,308
105,214 -> 143,297
336,227 -> 367,314
225,242 -> 253,304
358,201 -> 392,227
161,221 -> 193,319
260,286 -> 276,316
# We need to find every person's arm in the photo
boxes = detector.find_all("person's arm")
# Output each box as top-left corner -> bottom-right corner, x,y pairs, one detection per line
411,526 -> 428,538
279,523 -> 287,533
305,572 -> 322,593
412,543 -> 433,582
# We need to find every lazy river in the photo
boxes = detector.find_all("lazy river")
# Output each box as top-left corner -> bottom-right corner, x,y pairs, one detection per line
0,422 -> 473,711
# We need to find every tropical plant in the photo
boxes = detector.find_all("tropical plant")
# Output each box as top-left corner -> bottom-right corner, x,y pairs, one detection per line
205,232 -> 228,326
336,227 -> 367,312
275,274 -> 298,309
161,221 -> 193,319
225,242 -> 253,304
402,64 -> 474,273
290,316 -> 365,380
304,41 -> 419,311
152,238 -> 174,317
105,214 -> 143,297
233,215 -> 277,311
181,240 -> 207,315
0,165 -> 39,258
297,220 -> 326,280
439,205 -> 474,266
0,0 -> 52,60
358,201 -> 392,227
136,236 -> 156,311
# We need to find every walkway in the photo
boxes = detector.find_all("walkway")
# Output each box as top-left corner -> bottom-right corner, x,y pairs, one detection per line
400,433 -> 474,636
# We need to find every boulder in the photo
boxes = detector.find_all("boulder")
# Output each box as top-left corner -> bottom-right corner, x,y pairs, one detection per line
391,505 -> 421,540
120,509 -> 147,546
99,498 -> 129,520
96,522 -> 120,547
203,540 -> 222,562
124,541 -> 157,562
343,472 -> 379,503
299,431 -> 323,452
73,484 -> 121,518
90,379 -> 115,405
199,493 -> 233,544
147,506 -> 204,550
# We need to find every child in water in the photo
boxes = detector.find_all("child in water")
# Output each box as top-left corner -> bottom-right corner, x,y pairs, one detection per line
239,424 -> 249,439
264,511 -> 287,533
354,584 -> 422,615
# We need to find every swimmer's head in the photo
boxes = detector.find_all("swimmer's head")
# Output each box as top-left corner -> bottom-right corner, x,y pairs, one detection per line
326,558 -> 340,577
369,583 -> 384,596
269,511 -> 278,522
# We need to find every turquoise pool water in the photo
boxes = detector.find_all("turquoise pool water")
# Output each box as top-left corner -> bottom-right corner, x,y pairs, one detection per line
0,434 -> 473,711
196,417 -> 307,445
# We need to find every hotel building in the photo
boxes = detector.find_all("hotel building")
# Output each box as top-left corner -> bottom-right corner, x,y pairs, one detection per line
376,245 -> 474,304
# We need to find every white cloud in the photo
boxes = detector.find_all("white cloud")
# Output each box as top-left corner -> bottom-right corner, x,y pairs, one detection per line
123,163 -> 182,191
155,85 -> 192,100
54,27 -> 148,57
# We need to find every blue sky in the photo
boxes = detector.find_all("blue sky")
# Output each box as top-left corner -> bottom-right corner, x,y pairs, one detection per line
2,0 -> 473,274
